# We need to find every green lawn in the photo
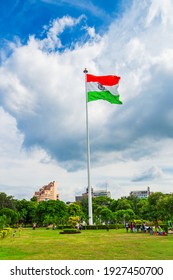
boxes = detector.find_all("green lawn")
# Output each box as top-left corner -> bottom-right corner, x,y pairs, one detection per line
0,228 -> 173,260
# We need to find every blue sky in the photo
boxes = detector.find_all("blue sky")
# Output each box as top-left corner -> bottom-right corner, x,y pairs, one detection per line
0,0 -> 124,46
0,0 -> 173,202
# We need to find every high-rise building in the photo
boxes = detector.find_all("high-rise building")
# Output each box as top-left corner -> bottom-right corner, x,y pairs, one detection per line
34,181 -> 59,202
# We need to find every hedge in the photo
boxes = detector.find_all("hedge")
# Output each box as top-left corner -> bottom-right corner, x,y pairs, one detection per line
81,224 -> 125,230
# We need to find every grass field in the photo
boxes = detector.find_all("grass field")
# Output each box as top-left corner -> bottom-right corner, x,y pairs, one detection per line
0,228 -> 173,260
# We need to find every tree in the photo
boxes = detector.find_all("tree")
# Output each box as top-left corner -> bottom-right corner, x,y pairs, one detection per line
67,203 -> 83,217
157,194 -> 173,222
80,198 -> 88,222
164,194 -> 173,221
113,209 -> 135,224
36,200 -> 68,225
124,209 -> 135,221
0,192 -> 17,210
43,214 -> 54,226
116,198 -> 132,210
0,215 -> 7,230
0,208 -> 18,226
147,192 -> 164,225
93,196 -> 112,207
109,199 -> 118,212
30,196 -> 37,202
113,210 -> 126,223
27,201 -> 38,224
99,207 -> 113,224
16,199 -> 36,225
136,199 -> 149,220
127,195 -> 140,215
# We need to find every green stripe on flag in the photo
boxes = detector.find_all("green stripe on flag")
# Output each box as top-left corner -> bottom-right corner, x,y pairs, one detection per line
88,91 -> 122,104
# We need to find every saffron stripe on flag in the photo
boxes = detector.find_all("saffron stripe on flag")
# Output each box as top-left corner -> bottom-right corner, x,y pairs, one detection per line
86,74 -> 120,86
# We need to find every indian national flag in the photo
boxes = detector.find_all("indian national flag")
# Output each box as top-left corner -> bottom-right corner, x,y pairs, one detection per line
86,74 -> 122,104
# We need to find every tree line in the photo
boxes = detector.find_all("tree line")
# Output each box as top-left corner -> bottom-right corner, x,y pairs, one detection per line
0,191 -> 173,228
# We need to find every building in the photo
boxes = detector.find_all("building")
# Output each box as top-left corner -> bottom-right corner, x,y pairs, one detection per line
34,181 -> 59,202
93,189 -> 111,198
75,187 -> 111,202
130,186 -> 151,199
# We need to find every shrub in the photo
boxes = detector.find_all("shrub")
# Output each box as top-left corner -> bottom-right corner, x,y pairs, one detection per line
159,224 -> 168,233
68,216 -> 80,228
0,227 -> 14,238
60,228 -> 81,234
0,228 -> 11,238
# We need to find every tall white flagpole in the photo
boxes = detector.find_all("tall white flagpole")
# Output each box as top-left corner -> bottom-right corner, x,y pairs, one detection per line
83,68 -> 93,225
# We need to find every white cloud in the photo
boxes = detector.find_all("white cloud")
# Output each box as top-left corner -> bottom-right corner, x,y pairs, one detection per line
146,0 -> 173,26
0,107 -> 24,157
40,15 -> 85,50
132,165 -> 163,182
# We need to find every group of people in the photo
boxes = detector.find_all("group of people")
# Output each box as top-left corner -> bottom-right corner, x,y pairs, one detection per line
125,222 -> 152,233
125,222 -> 167,236
140,224 -> 166,235
125,222 -> 137,233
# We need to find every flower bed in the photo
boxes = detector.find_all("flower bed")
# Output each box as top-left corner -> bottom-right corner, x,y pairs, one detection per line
59,229 -> 81,234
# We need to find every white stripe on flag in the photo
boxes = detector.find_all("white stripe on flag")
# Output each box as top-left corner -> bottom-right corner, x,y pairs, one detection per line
87,82 -> 119,96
